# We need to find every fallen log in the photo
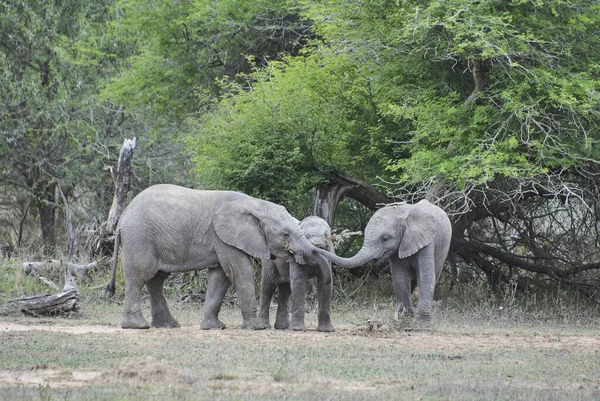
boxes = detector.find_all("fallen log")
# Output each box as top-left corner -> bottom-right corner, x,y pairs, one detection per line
0,286 -> 79,316
0,190 -> 82,316
0,264 -> 81,316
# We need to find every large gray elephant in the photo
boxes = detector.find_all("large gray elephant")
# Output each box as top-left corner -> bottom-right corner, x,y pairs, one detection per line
314,200 -> 452,323
259,216 -> 335,332
106,184 -> 326,330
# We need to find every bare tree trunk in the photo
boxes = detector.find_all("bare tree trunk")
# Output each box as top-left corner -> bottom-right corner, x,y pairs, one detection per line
312,171 -> 394,226
36,181 -> 57,256
464,58 -> 484,109
16,198 -> 30,249
95,137 -> 136,257
106,137 -> 137,231
312,182 -> 351,227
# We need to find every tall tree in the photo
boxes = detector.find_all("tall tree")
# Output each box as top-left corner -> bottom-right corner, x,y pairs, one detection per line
0,1 -> 122,254
190,0 -> 600,288
189,52 -> 401,213
103,0 -> 314,121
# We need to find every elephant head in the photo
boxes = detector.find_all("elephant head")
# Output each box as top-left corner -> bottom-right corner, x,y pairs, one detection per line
313,200 -> 452,322
297,216 -> 334,285
212,198 -> 321,266
314,200 -> 447,270
299,216 -> 334,252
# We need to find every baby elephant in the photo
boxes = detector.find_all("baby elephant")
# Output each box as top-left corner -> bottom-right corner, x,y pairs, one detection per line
259,216 -> 335,332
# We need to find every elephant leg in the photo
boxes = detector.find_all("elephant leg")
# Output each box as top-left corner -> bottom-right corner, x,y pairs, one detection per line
415,245 -> 436,323
147,271 -> 179,328
221,254 -> 267,330
289,264 -> 308,331
316,273 -> 335,332
258,260 -> 279,328
237,269 -> 268,330
121,277 -> 150,329
274,282 -> 291,330
390,256 -> 415,319
200,267 -> 229,330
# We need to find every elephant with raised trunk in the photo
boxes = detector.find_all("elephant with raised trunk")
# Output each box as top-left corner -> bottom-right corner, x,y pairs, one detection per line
106,184 -> 327,330
259,216 -> 335,332
314,200 -> 452,323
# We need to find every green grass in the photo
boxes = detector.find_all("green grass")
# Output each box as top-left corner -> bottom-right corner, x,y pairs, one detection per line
1,259 -> 599,400
0,259 -> 49,301
0,325 -> 598,400
1,295 -> 599,401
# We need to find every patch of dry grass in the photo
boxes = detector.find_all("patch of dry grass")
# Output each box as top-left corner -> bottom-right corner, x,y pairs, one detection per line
0,298 -> 599,401
1,263 -> 599,400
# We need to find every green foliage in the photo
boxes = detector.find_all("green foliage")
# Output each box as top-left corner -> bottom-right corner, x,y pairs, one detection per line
187,0 -> 598,205
300,0 -> 600,189
189,53 -> 402,211
102,0 -> 313,120
0,0 -> 125,251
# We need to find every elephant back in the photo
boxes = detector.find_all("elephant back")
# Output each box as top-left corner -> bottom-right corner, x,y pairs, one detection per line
118,185 -> 250,260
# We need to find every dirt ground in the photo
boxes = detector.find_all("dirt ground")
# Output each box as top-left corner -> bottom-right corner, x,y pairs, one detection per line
1,321 -> 599,390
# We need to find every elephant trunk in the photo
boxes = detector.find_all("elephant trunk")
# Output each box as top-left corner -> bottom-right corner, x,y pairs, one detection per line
292,233 -> 332,285
314,246 -> 375,269
313,253 -> 332,285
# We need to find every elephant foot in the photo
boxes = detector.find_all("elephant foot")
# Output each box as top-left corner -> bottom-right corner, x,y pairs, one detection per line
417,314 -> 433,324
200,318 -> 226,330
417,316 -> 433,329
258,316 -> 272,329
121,315 -> 150,330
317,322 -> 335,332
289,321 -> 305,331
273,318 -> 289,330
151,317 -> 180,329
241,318 -> 268,330
274,322 -> 289,330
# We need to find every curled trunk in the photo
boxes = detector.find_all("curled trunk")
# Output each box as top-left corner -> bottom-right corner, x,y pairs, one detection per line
314,247 -> 375,269
293,234 -> 332,285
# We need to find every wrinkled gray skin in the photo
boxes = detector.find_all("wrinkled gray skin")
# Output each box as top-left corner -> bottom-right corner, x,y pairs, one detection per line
259,216 -> 335,332
106,184 -> 323,330
314,200 -> 452,323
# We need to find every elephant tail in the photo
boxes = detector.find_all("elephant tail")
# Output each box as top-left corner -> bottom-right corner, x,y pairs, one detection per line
105,228 -> 121,297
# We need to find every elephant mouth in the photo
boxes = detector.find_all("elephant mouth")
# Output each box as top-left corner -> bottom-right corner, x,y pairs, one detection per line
310,237 -> 329,250
374,256 -> 390,266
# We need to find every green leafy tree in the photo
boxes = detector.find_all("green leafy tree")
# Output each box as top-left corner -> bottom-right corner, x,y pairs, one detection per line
103,0 -> 314,120
191,0 -> 600,288
189,53 -> 401,213
306,0 -> 600,194
0,1 -> 125,254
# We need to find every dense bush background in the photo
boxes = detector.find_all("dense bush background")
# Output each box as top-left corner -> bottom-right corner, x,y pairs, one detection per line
1,0 -> 599,300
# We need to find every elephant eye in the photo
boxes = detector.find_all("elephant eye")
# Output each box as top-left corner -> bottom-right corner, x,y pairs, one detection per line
381,236 -> 390,242
283,231 -> 290,239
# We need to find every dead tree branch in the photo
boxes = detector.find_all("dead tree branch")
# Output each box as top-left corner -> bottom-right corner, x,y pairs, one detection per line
95,137 -> 136,257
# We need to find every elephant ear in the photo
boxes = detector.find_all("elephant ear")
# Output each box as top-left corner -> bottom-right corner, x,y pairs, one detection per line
213,198 -> 271,259
397,202 -> 439,259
